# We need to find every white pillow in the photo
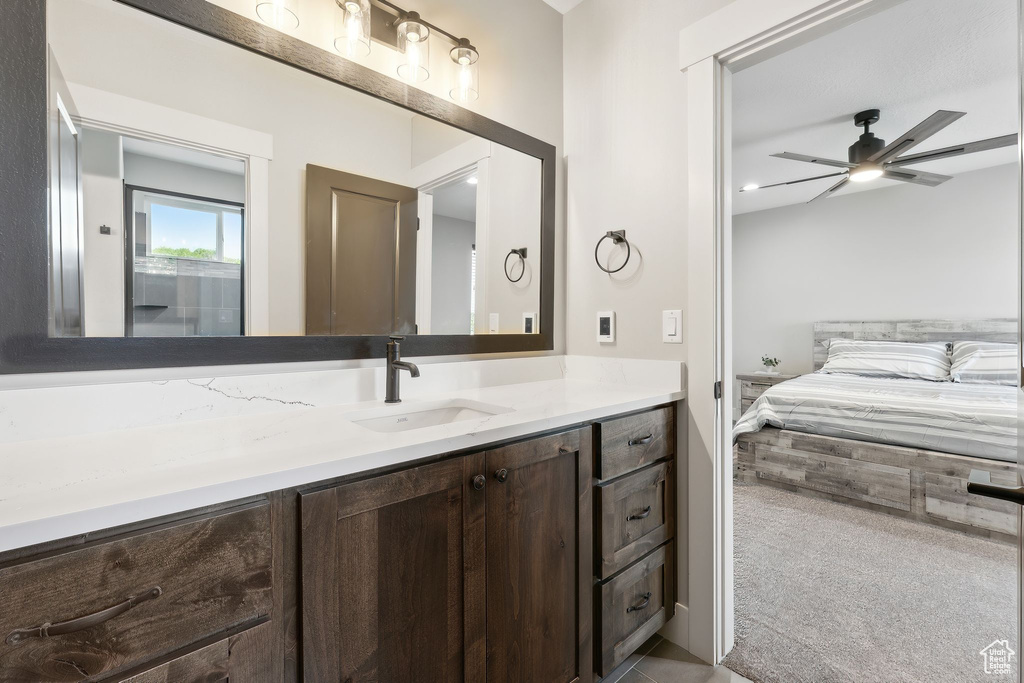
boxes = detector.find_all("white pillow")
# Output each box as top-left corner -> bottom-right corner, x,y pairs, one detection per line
819,339 -> 951,382
950,341 -> 1018,386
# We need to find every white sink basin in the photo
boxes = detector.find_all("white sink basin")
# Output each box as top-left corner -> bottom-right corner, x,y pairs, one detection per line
345,399 -> 513,433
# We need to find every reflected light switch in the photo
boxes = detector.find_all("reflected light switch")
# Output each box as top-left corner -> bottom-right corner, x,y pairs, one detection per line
663,310 -> 682,344
489,313 -> 500,334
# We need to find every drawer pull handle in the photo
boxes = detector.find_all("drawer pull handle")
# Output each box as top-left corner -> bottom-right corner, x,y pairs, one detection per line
472,475 -> 486,491
626,592 -> 652,613
495,468 -> 509,483
628,434 -> 654,446
5,586 -> 162,646
627,506 -> 653,521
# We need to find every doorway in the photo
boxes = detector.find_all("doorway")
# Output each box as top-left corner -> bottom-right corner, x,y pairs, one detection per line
681,0 -> 1024,679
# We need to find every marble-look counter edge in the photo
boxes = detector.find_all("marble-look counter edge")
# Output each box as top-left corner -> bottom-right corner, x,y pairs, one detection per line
0,385 -> 685,554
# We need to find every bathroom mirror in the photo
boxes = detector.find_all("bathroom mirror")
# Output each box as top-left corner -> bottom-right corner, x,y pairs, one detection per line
0,0 -> 554,371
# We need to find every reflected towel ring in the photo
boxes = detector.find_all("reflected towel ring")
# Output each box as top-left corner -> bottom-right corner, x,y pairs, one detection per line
504,248 -> 527,283
594,230 -> 630,274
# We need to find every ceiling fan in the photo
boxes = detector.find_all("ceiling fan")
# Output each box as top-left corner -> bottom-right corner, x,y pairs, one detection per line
740,108 -> 1018,202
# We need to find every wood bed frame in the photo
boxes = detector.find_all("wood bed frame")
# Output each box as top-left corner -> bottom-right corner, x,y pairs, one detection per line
735,319 -> 1020,542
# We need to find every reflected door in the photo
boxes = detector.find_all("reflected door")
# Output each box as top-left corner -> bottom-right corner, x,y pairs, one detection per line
305,164 -> 418,336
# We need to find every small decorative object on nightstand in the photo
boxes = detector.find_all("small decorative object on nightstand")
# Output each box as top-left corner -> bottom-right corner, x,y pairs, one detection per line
759,355 -> 782,375
737,372 -> 799,413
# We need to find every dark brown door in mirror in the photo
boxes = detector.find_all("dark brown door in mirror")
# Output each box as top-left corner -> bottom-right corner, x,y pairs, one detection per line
305,164 -> 417,336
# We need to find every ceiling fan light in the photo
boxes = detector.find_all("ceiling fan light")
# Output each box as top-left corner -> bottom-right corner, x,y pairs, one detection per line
849,163 -> 883,183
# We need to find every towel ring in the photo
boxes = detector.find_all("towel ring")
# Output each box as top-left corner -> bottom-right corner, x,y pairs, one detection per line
504,248 -> 527,283
594,230 -> 631,274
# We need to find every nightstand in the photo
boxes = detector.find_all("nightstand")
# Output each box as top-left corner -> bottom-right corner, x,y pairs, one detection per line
737,373 -> 799,413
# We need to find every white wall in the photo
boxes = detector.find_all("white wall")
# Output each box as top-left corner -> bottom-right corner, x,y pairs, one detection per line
563,0 -> 732,360
733,163 -> 1018,393
431,215 -> 475,333
80,128 -> 125,337
123,153 -> 246,204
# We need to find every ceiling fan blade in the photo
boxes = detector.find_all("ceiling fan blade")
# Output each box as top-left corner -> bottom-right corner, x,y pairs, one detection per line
770,152 -> 856,169
868,110 -> 966,163
739,171 -> 848,192
807,177 -> 849,203
882,168 -> 953,187
886,133 -> 1018,167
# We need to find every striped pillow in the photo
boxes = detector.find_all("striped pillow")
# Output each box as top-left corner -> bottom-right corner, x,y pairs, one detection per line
950,341 -> 1018,386
819,339 -> 951,382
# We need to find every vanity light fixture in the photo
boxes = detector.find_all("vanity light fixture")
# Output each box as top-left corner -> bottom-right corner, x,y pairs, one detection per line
450,38 -> 479,103
334,0 -> 371,58
255,0 -> 300,31
396,12 -> 430,83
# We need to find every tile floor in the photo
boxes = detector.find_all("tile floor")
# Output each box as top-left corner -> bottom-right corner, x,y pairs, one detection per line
603,635 -> 753,683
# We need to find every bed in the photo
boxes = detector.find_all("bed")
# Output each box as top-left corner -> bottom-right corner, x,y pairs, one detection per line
734,319 -> 1020,541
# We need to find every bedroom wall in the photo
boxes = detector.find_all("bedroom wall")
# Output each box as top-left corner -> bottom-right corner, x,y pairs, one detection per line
732,162 -> 1019,412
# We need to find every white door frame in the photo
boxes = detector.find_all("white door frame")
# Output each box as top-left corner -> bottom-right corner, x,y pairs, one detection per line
678,0 -> 940,665
65,83 -> 275,335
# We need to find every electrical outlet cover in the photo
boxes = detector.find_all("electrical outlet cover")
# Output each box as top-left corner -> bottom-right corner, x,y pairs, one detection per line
597,311 -> 615,343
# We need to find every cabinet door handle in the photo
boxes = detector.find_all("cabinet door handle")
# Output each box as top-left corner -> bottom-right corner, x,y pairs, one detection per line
628,434 -> 654,446
494,468 -> 509,483
5,586 -> 162,646
626,592 -> 652,613
472,474 -> 486,491
627,506 -> 653,521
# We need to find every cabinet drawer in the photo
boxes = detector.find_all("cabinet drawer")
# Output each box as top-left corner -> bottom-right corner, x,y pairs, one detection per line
0,504 -> 273,682
596,406 -> 674,480
596,461 -> 673,579
740,383 -> 770,400
117,621 -> 272,682
597,543 -> 674,677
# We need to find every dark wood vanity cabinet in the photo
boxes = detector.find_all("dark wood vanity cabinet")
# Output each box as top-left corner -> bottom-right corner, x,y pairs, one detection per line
299,428 -> 594,683
0,404 -> 678,683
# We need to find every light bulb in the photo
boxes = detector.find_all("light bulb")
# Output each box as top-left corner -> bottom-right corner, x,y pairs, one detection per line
334,0 -> 370,59
448,40 -> 479,103
397,14 -> 430,83
849,163 -> 883,183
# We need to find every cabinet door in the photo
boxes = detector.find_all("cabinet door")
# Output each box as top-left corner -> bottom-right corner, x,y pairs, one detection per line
485,429 -> 593,683
300,454 -> 486,682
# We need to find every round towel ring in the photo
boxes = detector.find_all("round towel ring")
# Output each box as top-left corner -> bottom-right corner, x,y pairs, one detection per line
594,230 -> 631,274
504,248 -> 527,283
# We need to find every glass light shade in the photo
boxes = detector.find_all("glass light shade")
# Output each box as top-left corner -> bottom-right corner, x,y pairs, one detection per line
334,0 -> 371,58
397,13 -> 430,83
849,162 -> 883,183
449,41 -> 479,102
255,0 -> 300,31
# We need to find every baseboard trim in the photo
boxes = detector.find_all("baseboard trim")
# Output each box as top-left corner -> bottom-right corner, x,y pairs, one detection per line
658,602 -> 690,654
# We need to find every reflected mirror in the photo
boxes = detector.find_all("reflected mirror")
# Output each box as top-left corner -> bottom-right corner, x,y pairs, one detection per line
45,0 -> 542,339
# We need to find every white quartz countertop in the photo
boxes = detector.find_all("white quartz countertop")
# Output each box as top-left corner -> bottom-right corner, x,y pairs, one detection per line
0,369 -> 684,553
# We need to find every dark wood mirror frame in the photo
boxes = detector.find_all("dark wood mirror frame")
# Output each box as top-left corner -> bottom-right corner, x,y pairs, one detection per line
0,0 -> 556,374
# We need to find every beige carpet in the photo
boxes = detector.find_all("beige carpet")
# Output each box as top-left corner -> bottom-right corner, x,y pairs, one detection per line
724,483 -> 1018,683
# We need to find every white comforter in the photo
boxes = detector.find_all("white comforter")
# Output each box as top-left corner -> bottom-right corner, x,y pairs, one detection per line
733,373 -> 1019,462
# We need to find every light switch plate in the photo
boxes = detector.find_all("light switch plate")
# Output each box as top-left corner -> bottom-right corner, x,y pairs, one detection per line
522,312 -> 537,334
597,311 -> 615,343
662,309 -> 682,343
489,313 -> 500,334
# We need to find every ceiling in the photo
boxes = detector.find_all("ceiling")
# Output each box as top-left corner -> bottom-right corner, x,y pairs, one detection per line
541,0 -> 586,14
432,176 -> 477,222
732,0 -> 1017,215
122,136 -> 246,176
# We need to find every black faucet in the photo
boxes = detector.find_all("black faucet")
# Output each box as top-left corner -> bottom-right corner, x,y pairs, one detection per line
385,335 -> 420,403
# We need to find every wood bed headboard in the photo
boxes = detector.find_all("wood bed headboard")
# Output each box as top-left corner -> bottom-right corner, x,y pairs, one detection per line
812,319 -> 1018,371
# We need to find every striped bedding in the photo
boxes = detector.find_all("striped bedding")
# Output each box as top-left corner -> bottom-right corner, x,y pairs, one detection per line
733,373 -> 1018,462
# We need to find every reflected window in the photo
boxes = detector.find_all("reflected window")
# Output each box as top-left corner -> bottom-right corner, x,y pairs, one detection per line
127,188 -> 245,337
